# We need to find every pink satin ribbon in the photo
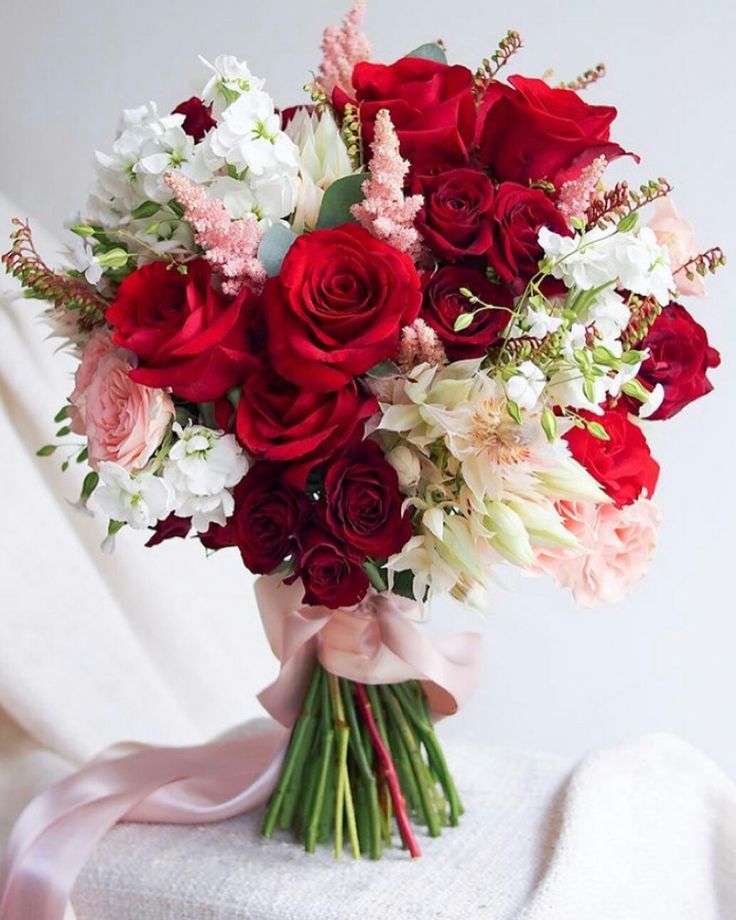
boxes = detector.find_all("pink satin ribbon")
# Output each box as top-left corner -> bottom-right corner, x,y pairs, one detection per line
0,577 -> 481,920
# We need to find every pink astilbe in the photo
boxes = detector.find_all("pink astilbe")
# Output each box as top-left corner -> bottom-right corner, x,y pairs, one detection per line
352,109 -> 424,261
397,319 -> 447,372
557,155 -> 607,226
164,172 -> 266,296
314,0 -> 371,97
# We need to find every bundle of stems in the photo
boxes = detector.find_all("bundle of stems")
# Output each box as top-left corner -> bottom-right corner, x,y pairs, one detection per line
261,664 -> 462,859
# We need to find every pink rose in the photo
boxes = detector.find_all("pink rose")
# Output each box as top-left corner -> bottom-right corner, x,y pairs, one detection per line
536,498 -> 661,607
648,198 -> 706,297
71,329 -> 173,471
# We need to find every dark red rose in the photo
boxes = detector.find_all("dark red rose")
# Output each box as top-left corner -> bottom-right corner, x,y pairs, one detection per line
333,57 -> 476,170
476,76 -> 631,186
291,524 -> 369,609
487,182 -> 572,285
172,97 -> 216,141
633,303 -> 721,420
421,266 -> 511,359
413,169 -> 495,262
231,463 -> 311,574
264,224 -> 421,392
323,440 -> 412,558
235,362 -> 377,487
107,259 -> 257,402
565,407 -> 660,507
145,513 -> 191,547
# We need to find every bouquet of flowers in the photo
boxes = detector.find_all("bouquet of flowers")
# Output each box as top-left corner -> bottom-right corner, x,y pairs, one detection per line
4,1 -> 724,862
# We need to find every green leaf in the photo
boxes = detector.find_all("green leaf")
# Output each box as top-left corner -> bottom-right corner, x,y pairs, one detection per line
167,199 -> 185,218
36,444 -> 56,457
130,200 -> 162,220
617,211 -> 640,234
507,400 -> 523,425
404,42 -> 448,64
258,222 -> 298,276
54,405 -> 70,423
541,407 -> 558,442
76,447 -> 88,463
61,460 -> 70,472
586,420 -> 610,441
315,173 -> 369,230
366,359 -> 401,378
107,519 -> 126,536
81,471 -> 99,500
582,378 -> 597,403
453,313 -> 474,332
55,425 -> 71,438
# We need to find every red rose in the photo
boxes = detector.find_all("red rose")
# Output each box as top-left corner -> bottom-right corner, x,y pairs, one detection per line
333,58 -> 476,170
291,524 -> 369,609
421,266 -> 511,360
413,169 -> 495,262
264,224 -> 421,392
565,407 -> 660,507
235,362 -> 377,487
634,303 -> 721,420
476,76 -> 631,186
145,513 -> 191,547
323,440 -> 412,558
172,97 -> 216,142
107,259 -> 256,402
487,182 -> 572,285
229,464 -> 311,574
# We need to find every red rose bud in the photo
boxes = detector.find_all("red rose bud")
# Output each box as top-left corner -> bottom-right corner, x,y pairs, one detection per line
421,265 -> 511,360
291,524 -> 370,609
412,169 -> 495,263
323,440 -> 412,558
487,182 -> 572,285
264,224 -> 421,392
565,407 -> 660,508
235,362 -> 377,488
476,75 -> 632,186
635,303 -> 721,420
172,97 -> 216,141
333,57 -> 476,170
106,259 -> 258,403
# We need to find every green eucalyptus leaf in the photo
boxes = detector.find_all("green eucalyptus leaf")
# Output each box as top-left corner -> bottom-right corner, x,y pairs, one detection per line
404,42 -> 448,64
258,222 -> 298,276
315,173 -> 369,230
130,200 -> 162,220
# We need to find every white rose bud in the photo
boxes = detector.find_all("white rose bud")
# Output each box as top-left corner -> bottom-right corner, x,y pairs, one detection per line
386,444 -> 421,493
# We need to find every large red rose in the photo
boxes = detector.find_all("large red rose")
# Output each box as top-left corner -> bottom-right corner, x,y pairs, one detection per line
235,362 -> 376,486
565,407 -> 660,507
264,224 -> 421,392
106,259 -> 256,402
487,182 -> 572,285
413,169 -> 495,263
230,463 -> 312,574
333,57 -> 476,170
290,524 -> 369,609
323,440 -> 412,558
476,76 -> 631,186
634,303 -> 721,420
421,266 -> 511,360
172,97 -> 216,141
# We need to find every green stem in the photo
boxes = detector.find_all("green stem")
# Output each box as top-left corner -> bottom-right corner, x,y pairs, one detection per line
305,677 -> 335,853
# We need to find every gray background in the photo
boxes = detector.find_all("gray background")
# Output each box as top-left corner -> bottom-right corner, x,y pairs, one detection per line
2,0 -> 735,770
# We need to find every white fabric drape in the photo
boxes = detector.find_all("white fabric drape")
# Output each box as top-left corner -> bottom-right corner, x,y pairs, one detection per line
1,193 -> 735,918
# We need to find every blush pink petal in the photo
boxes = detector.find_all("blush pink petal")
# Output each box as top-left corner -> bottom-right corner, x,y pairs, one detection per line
648,198 -> 706,297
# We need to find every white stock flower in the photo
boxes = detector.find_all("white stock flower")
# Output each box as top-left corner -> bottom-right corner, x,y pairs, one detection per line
285,108 -> 354,232
518,304 -> 564,339
200,55 -> 266,115
539,225 -> 617,290
163,423 -> 248,533
506,361 -> 546,411
66,233 -> 103,286
94,462 -> 173,529
582,288 -> 631,340
610,227 -> 674,306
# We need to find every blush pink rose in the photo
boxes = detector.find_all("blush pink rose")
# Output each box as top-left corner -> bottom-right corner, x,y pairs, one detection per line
648,198 -> 706,297
71,328 -> 174,471
536,498 -> 661,607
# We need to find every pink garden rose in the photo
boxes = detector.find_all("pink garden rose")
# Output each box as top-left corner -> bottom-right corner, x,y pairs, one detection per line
70,328 -> 173,471
536,498 -> 661,607
648,198 -> 706,297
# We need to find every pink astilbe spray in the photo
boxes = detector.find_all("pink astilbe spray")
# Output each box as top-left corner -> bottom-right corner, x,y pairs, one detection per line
164,172 -> 266,296
352,109 -> 424,261
314,0 -> 371,97
557,155 -> 607,226
397,318 -> 448,372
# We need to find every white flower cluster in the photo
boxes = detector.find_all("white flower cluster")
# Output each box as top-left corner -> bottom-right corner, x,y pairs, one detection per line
94,423 -> 248,539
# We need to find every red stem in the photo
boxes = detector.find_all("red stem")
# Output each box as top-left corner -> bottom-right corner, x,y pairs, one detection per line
354,683 -> 421,858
